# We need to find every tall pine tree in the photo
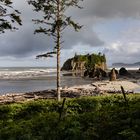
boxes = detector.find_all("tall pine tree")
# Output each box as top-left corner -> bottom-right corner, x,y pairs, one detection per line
0,0 -> 22,33
28,0 -> 83,101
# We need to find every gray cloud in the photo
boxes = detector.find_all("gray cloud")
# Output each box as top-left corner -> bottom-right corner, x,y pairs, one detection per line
0,0 -> 103,58
105,42 -> 140,65
76,0 -> 140,18
104,26 -> 140,65
0,0 -> 140,65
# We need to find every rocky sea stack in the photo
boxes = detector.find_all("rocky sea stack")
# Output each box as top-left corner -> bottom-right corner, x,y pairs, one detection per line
61,53 -> 107,71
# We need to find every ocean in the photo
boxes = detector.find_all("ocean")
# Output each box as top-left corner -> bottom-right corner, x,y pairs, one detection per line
0,67 -> 93,95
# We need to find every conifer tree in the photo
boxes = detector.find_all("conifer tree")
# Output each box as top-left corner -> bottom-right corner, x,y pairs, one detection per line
28,0 -> 83,101
0,0 -> 22,33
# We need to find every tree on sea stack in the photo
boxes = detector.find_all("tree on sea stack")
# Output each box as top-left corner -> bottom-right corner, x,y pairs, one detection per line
28,0 -> 83,101
0,0 -> 22,33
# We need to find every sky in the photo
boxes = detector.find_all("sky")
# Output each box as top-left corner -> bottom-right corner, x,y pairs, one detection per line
0,0 -> 140,67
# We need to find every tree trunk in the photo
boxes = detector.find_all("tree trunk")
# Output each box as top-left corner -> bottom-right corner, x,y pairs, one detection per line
56,0 -> 61,101
57,42 -> 61,101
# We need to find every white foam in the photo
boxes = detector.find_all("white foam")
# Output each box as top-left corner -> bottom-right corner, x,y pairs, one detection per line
0,68 -> 57,79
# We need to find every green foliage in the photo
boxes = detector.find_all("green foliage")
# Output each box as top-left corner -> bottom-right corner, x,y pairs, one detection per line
86,53 -> 105,70
73,54 -> 88,62
28,0 -> 83,54
72,53 -> 106,70
0,0 -> 22,33
0,95 -> 140,140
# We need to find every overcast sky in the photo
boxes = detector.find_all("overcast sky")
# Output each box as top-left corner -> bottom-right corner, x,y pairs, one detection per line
0,0 -> 140,67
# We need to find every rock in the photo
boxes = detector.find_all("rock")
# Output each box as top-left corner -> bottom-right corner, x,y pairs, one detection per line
119,67 -> 129,76
89,70 -> 94,78
84,68 -> 107,79
98,68 -> 107,77
61,53 -> 107,71
84,70 -> 89,77
94,68 -> 101,79
61,58 -> 73,71
109,68 -> 117,81
93,68 -> 107,79
108,68 -> 118,77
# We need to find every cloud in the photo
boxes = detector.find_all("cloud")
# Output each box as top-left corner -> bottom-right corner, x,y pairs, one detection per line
77,0 -> 140,19
0,0 -> 104,58
105,42 -> 140,65
104,26 -> 140,64
0,0 -> 140,65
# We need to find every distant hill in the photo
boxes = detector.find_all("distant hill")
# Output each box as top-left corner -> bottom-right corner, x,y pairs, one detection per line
112,62 -> 140,67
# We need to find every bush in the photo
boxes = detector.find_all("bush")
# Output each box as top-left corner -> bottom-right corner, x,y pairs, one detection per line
0,95 -> 140,140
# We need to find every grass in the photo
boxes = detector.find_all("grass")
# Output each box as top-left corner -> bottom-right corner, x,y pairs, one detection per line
0,94 -> 140,140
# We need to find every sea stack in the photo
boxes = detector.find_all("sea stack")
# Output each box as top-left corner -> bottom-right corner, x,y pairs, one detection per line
110,68 -> 117,81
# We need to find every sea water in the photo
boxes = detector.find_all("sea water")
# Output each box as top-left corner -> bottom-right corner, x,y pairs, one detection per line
0,67 -> 139,95
0,67 -> 93,95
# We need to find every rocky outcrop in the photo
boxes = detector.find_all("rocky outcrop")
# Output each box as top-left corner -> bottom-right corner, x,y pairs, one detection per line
61,53 -> 107,71
61,58 -> 86,71
84,68 -> 107,79
71,60 -> 86,71
61,58 -> 73,71
95,62 -> 107,71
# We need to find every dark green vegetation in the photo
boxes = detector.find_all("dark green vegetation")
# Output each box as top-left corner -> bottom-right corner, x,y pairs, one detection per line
0,0 -> 22,33
0,95 -> 140,140
61,53 -> 107,71
85,53 -> 106,70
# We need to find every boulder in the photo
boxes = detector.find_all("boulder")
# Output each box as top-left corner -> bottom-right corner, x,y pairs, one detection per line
119,67 -> 129,76
108,68 -> 118,77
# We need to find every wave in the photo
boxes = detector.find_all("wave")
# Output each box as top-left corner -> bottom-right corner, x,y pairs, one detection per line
109,67 -> 140,70
0,67 -> 57,80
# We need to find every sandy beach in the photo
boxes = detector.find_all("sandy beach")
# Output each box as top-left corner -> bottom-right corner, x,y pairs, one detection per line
67,80 -> 139,91
0,79 -> 139,104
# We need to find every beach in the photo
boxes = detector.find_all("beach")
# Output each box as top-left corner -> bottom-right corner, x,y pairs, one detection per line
0,78 -> 140,104
0,67 -> 140,104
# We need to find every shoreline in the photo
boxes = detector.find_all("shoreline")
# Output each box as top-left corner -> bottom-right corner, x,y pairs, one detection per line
0,79 -> 139,105
0,68 -> 140,104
